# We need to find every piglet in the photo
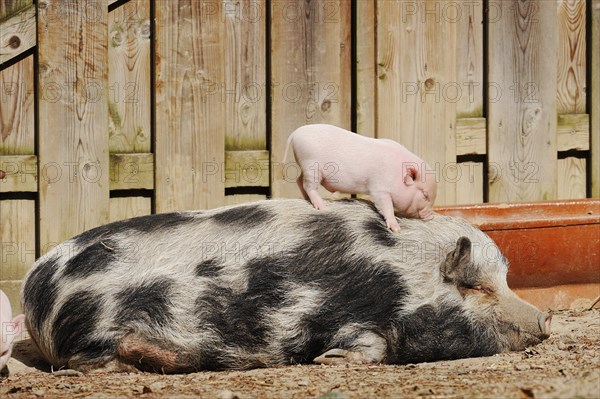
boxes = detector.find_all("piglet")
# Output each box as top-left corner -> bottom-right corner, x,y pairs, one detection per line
0,289 -> 24,371
284,124 -> 437,232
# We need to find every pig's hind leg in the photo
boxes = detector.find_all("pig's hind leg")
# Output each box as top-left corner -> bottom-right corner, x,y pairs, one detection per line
298,164 -> 327,210
117,333 -> 196,374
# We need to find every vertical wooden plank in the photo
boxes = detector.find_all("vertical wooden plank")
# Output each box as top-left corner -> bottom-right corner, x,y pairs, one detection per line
456,162 -> 483,204
155,0 -> 226,212
270,0 -> 351,199
0,1 -> 35,304
556,0 -> 586,199
0,200 -> 35,281
109,196 -> 151,222
456,0 -> 484,118
377,1 -> 457,205
108,0 -> 151,153
108,0 -> 152,220
38,0 -> 109,250
592,0 -> 600,197
0,56 -> 34,154
455,0 -> 484,204
557,157 -> 586,199
355,0 -> 376,137
223,0 -> 266,151
488,0 -> 557,202
556,0 -> 586,115
222,0 -> 267,203
0,0 -> 30,18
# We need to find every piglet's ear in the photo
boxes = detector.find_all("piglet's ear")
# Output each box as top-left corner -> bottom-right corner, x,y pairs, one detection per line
403,166 -> 417,185
11,314 -> 25,337
441,237 -> 471,283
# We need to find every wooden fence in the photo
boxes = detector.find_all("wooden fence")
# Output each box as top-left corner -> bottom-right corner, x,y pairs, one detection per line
1,0 -> 599,310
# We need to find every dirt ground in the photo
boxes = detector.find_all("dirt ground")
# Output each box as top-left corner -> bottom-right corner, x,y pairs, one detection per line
1,307 -> 598,399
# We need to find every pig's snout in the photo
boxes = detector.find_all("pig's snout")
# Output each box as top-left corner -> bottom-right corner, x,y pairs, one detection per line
538,312 -> 552,339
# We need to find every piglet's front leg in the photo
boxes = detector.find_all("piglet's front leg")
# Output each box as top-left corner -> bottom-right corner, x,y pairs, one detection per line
371,192 -> 400,232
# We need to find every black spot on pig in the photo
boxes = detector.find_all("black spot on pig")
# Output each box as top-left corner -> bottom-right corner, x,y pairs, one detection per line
52,290 -> 114,361
195,259 -> 223,278
212,204 -> 273,227
63,239 -> 119,278
393,304 -> 499,364
74,212 -> 196,246
115,279 -> 175,329
282,259 -> 407,362
22,255 -> 60,333
195,259 -> 287,356
363,218 -> 397,247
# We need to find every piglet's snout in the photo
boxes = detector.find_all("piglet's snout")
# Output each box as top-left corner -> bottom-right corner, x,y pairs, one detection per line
538,312 -> 552,339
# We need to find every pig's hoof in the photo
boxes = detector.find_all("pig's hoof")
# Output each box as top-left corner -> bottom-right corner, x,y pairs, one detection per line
313,349 -> 368,365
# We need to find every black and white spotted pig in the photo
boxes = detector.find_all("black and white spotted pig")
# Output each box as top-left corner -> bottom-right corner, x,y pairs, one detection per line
21,199 -> 551,373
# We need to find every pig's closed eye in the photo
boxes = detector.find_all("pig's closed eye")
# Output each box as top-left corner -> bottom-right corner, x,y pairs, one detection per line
0,350 -> 8,358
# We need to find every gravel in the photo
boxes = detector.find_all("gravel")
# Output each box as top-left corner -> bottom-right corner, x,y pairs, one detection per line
2,308 -> 598,399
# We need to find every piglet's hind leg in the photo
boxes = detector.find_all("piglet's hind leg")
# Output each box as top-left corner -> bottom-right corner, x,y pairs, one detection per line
300,171 -> 327,210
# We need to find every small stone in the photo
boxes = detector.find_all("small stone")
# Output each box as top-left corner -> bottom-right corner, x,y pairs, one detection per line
515,363 -> 531,371
33,389 -> 45,397
145,381 -> 166,392
298,379 -> 309,386
217,389 -> 239,399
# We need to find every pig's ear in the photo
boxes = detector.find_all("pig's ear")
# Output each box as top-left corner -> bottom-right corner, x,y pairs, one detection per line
441,236 -> 472,283
11,314 -> 25,337
403,165 -> 418,185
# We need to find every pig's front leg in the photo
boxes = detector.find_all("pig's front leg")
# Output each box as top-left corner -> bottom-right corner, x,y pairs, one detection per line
371,192 -> 400,232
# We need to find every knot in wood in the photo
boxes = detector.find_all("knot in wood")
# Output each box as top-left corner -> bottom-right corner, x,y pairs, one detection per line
8,35 -> 21,49
111,30 -> 123,47
139,20 -> 151,39
0,170 -> 5,179
424,78 -> 435,90
321,99 -> 332,112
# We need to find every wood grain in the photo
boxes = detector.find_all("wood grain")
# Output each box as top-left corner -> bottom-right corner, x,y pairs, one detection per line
556,0 -> 587,199
270,0 -> 351,199
0,154 -> 36,192
456,0 -> 483,118
488,0 -> 557,202
109,196 -> 151,222
556,0 -> 586,115
155,0 -> 226,212
108,0 -> 151,153
355,0 -> 376,137
456,162 -> 483,205
225,150 -> 269,188
0,199 -> 35,281
377,0 -> 457,205
0,55 -> 34,153
456,117 -> 486,156
557,113 -> 589,151
0,3 -> 35,65
0,0 -> 30,19
38,0 -> 109,250
557,157 -> 586,199
109,153 -> 153,190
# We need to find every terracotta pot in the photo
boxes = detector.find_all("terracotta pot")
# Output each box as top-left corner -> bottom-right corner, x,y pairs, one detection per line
436,199 -> 600,310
